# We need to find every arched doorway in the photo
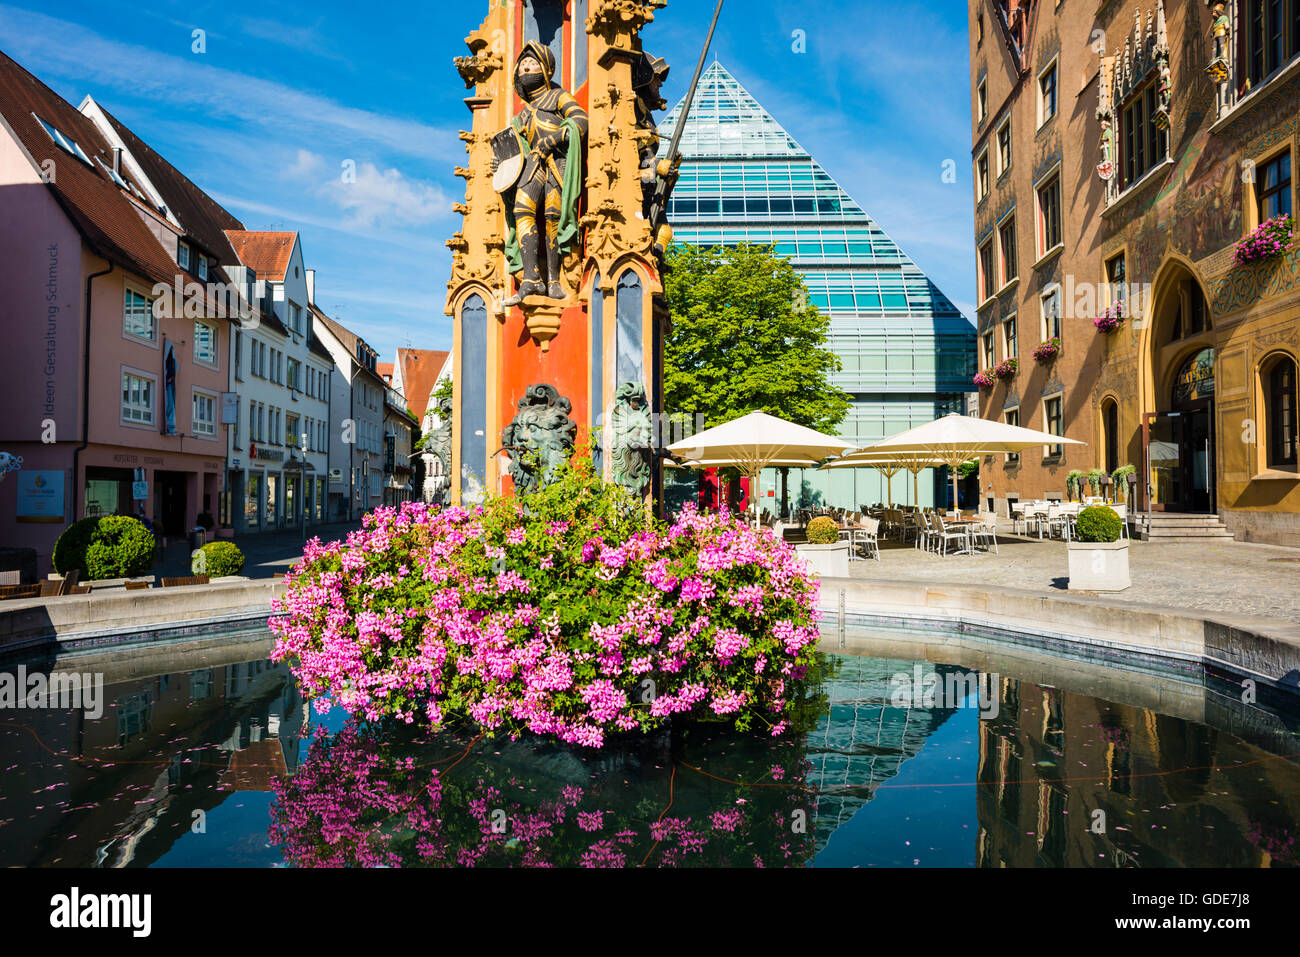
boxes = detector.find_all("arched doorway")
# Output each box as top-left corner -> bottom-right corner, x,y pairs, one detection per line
1141,264 -> 1216,513
1100,397 -> 1120,474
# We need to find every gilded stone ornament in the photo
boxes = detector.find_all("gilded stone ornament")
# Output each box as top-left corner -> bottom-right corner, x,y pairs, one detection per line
632,52 -> 671,218
610,381 -> 653,496
586,0 -> 664,51
455,42 -> 503,90
501,385 -> 578,492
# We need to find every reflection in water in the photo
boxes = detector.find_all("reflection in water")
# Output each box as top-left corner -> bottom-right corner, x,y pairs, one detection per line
2,638 -> 1299,867
0,642 -> 304,867
976,676 -> 1300,867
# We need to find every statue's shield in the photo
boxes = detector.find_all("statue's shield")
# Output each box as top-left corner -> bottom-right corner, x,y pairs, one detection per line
491,128 -> 524,193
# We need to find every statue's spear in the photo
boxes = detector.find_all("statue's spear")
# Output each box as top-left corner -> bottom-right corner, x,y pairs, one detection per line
646,0 -> 725,233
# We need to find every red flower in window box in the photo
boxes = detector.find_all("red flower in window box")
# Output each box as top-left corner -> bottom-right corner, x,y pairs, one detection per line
993,357 -> 1018,380
1032,337 -> 1062,362
1234,215 -> 1294,267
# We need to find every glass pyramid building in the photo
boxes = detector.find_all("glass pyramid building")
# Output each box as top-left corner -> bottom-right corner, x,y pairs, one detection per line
659,62 -> 976,509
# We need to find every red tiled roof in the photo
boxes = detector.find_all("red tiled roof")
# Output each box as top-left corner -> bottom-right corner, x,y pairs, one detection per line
396,348 -> 450,420
377,362 -> 394,383
0,50 -> 178,286
92,100 -> 245,266
225,230 -> 297,280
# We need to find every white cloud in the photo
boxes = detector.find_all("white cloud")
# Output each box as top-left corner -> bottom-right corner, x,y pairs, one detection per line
321,160 -> 452,229
0,4 -> 459,163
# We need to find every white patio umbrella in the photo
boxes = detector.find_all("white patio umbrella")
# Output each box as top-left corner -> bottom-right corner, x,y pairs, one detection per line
819,451 -> 950,508
666,411 -> 855,527
854,413 -> 1085,512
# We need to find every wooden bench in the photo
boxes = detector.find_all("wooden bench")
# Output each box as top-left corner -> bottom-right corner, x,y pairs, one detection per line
124,580 -> 151,591
160,575 -> 210,588
0,584 -> 40,600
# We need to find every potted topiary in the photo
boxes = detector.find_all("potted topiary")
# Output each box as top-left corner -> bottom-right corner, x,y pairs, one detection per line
1068,505 -> 1129,591
795,515 -> 850,578
192,541 -> 246,578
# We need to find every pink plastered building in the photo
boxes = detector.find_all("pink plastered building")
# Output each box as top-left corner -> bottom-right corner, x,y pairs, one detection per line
0,51 -> 232,574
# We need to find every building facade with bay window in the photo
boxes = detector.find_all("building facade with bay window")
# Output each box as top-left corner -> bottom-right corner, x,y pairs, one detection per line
969,0 -> 1299,544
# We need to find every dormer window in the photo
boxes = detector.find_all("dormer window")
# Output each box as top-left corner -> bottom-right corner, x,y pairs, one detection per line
198,255 -> 209,281
96,156 -> 128,189
33,114 -> 91,165
178,242 -> 191,271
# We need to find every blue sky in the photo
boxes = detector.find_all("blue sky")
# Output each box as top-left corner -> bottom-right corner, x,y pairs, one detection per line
0,0 -> 976,361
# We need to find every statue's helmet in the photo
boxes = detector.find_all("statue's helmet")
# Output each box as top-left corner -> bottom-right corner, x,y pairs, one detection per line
514,41 -> 557,101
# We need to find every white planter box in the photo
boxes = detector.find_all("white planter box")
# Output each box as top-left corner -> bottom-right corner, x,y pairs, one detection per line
1067,540 -> 1130,591
795,542 -> 850,578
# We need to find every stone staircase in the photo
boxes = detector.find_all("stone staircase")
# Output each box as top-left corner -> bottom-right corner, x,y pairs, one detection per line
1135,512 -> 1236,541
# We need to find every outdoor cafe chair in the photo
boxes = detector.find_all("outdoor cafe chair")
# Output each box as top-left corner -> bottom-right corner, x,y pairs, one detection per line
1026,503 -> 1051,539
972,511 -> 1000,554
1111,503 -> 1131,540
932,514 -> 969,557
0,584 -> 40,601
1011,503 -> 1029,536
855,516 -> 881,561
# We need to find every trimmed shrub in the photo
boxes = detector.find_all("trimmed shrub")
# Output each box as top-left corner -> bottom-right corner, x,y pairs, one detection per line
52,517 -> 98,577
1075,505 -> 1123,543
196,511 -> 216,530
193,541 -> 245,577
53,514 -> 155,580
804,516 -> 839,544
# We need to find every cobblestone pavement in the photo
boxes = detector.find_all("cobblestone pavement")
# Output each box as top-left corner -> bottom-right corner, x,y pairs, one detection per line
845,527 -> 1300,623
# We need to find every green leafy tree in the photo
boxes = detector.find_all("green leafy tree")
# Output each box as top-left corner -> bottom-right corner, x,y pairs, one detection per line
662,243 -> 850,432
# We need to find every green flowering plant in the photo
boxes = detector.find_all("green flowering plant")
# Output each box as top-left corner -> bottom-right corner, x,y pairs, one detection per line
270,457 -> 822,748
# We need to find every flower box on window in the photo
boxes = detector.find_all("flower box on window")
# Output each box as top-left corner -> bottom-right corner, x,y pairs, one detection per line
973,369 -> 997,389
1093,302 -> 1126,333
1032,337 -> 1062,363
1234,215 -> 1294,267
993,357 -> 1018,380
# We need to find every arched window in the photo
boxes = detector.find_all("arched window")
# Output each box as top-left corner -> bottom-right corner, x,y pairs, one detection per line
615,269 -> 643,387
1264,353 -> 1298,468
1102,398 -> 1119,473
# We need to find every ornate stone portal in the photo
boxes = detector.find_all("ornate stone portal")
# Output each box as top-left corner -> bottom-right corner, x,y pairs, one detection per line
443,0 -> 678,503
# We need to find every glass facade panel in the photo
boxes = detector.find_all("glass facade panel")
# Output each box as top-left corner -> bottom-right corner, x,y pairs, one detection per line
660,64 -> 976,509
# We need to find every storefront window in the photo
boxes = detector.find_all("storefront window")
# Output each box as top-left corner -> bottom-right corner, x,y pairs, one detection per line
84,466 -> 132,518
246,473 -> 261,528
315,479 -> 325,520
266,474 -> 279,527
285,475 -> 297,526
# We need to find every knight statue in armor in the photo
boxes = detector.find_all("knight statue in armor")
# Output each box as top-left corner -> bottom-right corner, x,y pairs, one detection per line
493,41 -> 589,305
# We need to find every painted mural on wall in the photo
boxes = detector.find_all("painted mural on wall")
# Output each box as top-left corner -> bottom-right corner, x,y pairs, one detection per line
1115,62 -> 1298,289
